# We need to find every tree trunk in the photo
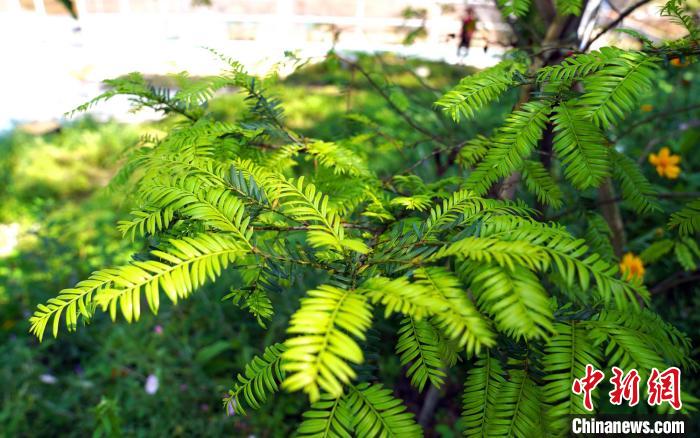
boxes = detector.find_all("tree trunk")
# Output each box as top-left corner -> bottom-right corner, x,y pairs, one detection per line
598,178 -> 626,257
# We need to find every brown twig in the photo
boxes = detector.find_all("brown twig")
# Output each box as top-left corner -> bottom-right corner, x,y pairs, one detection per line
616,104 -> 700,141
336,54 -> 449,146
651,269 -> 700,295
253,223 -> 375,232
549,191 -> 700,220
582,0 -> 653,51
598,178 -> 626,257
389,140 -> 469,180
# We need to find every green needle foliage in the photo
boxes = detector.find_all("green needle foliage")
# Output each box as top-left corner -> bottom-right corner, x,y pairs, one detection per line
497,0 -> 532,18
396,316 -> 447,391
296,393 -> 354,438
669,198 -> 700,235
537,47 -> 623,83
435,60 -> 525,122
542,321 -> 603,433
609,149 -> 661,214
30,233 -> 247,340
521,160 -> 564,208
29,2 -> 700,436
462,354 -> 505,437
551,101 -> 610,189
466,100 -> 553,195
282,285 -> 373,402
344,383 -> 423,437
224,343 -> 287,415
555,0 -> 582,16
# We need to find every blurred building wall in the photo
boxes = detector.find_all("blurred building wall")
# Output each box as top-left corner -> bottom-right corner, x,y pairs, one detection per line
0,0 -> 508,128
0,0 -> 685,128
0,0 -> 509,48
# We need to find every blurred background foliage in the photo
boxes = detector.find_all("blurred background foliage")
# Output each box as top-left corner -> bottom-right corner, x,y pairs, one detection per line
1,53 -> 698,436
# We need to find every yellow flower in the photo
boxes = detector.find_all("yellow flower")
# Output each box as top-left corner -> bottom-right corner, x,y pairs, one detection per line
649,147 -> 681,179
670,58 -> 688,67
640,104 -> 654,112
620,253 -> 645,281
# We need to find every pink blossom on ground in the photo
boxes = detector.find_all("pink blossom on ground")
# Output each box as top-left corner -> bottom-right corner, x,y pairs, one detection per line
145,374 -> 159,395
39,374 -> 57,384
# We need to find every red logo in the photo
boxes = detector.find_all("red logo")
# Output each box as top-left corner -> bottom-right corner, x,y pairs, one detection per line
609,367 -> 640,407
647,367 -> 682,410
573,365 -> 683,410
572,364 -> 605,411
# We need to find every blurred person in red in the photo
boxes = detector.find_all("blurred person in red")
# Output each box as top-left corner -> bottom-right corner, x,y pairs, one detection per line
457,6 -> 477,56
